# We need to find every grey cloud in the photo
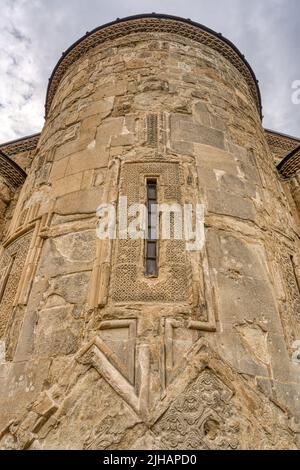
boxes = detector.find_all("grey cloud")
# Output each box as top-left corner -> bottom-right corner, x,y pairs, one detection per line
8,55 -> 18,67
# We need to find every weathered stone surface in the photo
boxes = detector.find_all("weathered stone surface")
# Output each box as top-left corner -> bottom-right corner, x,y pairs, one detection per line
0,15 -> 299,450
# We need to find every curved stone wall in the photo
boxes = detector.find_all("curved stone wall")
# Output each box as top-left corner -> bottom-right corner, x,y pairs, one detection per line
0,16 -> 299,450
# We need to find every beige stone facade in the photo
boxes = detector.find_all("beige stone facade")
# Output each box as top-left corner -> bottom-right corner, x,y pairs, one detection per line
0,14 -> 300,450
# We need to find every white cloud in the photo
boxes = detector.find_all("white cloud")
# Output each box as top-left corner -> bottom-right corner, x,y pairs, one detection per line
0,0 -> 299,142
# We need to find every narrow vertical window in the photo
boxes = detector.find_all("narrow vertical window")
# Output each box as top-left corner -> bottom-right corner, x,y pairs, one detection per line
145,179 -> 158,277
291,255 -> 300,294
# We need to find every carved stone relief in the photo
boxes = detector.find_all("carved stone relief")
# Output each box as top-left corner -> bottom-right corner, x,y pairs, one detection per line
79,318 -> 215,420
272,239 -> 300,347
0,231 -> 32,339
146,114 -> 159,148
77,320 -> 150,419
1,335 -> 296,450
0,208 -> 49,359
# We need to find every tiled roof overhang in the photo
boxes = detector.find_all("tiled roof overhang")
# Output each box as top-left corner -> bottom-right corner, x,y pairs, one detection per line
265,129 -> 300,160
45,13 -> 262,118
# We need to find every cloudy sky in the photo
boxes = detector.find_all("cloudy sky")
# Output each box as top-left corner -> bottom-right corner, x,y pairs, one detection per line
0,0 -> 299,143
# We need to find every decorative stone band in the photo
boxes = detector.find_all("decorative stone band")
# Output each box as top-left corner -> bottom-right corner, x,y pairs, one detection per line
0,133 -> 40,157
0,150 -> 27,189
45,13 -> 262,117
265,129 -> 300,161
277,146 -> 300,179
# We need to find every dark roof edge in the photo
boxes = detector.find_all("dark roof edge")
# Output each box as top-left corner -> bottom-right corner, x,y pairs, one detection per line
0,132 -> 41,148
45,13 -> 262,118
277,145 -> 300,173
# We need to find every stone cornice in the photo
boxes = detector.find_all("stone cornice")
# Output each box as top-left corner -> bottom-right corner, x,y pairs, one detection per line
45,13 -> 262,117
0,150 -> 27,189
0,133 -> 40,157
277,146 -> 300,179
